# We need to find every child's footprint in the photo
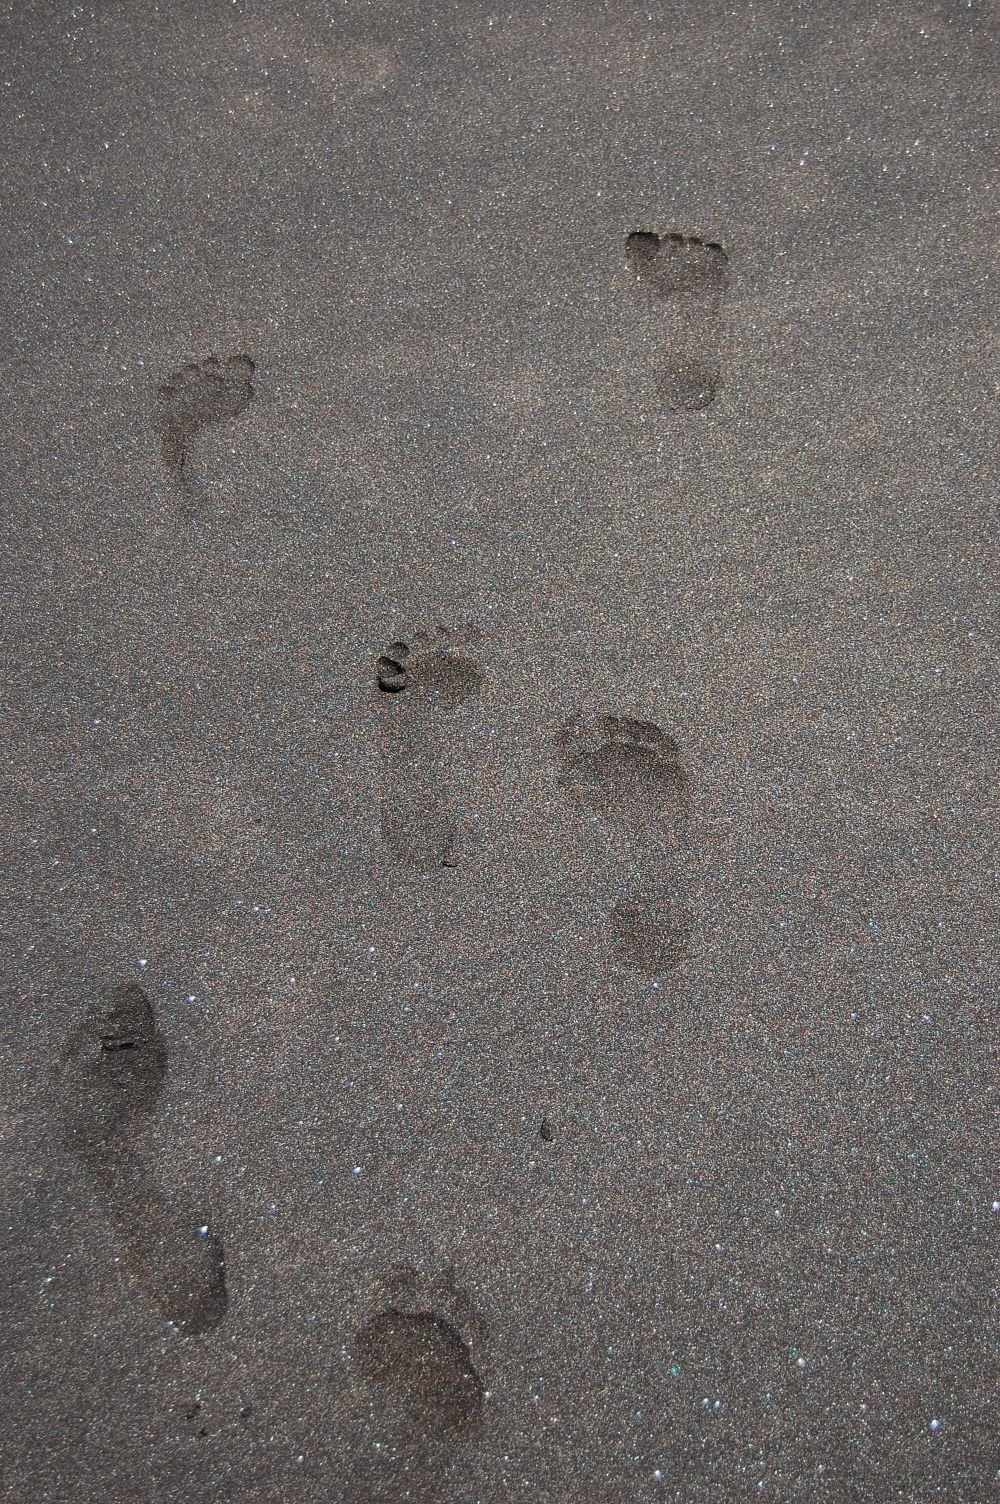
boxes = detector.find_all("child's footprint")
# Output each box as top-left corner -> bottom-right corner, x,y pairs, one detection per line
353,1263 -> 487,1436
376,624 -> 483,873
626,230 -> 729,410
557,714 -> 693,975
153,353 -> 255,489
57,982 -> 227,1335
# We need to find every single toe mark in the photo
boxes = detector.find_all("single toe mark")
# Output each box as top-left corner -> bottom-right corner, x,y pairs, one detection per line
609,894 -> 693,973
356,1311 -> 484,1432
376,642 -> 411,693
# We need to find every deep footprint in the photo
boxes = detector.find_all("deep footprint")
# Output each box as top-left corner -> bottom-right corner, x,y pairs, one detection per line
376,625 -> 483,872
626,230 -> 729,410
58,982 -> 227,1334
153,353 -> 255,488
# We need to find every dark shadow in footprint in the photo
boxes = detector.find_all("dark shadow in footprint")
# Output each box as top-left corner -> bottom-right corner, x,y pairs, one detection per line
376,625 -> 483,873
153,353 -> 255,489
626,230 -> 729,410
58,982 -> 227,1335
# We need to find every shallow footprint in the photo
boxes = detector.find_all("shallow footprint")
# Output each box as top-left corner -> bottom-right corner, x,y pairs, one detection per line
376,624 -> 483,873
60,982 -> 167,1164
626,230 -> 729,410
557,713 -> 689,830
153,353 -> 255,489
58,982 -> 227,1334
558,714 -> 694,974
354,1264 -> 487,1436
608,892 -> 694,974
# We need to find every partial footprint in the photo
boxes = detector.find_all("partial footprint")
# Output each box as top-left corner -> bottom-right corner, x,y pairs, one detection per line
376,624 -> 483,873
626,230 -> 729,410
608,892 -> 694,973
354,1263 -> 487,1436
557,714 -> 694,975
557,714 -> 688,830
57,982 -> 227,1335
153,353 -> 255,489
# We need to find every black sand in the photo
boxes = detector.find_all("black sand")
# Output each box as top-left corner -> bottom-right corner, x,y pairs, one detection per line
0,2 -> 997,1500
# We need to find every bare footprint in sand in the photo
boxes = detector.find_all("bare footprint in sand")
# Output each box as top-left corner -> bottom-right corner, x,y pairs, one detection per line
557,714 -> 694,975
153,353 -> 255,491
626,230 -> 729,410
354,1264 -> 487,1435
376,624 -> 483,873
57,982 -> 227,1335
345,1265 -> 488,1501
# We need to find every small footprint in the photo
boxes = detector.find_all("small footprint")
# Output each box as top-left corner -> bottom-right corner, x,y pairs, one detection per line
57,982 -> 227,1335
557,714 -> 694,975
376,624 -> 483,873
153,353 -> 255,489
626,230 -> 729,410
354,1264 -> 487,1435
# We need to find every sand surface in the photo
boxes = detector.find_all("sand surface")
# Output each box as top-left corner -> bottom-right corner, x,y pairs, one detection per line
0,2 -> 997,1500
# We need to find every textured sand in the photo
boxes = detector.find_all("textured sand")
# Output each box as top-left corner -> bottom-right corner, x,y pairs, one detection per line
0,2 -> 997,1500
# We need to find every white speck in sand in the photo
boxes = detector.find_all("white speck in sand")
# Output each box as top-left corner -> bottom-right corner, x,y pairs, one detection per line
930,1418 -> 942,1432
137,958 -> 148,969
196,1225 -> 209,1237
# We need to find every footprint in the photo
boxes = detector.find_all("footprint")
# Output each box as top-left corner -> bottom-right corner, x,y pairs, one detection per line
153,353 -> 255,489
556,714 -> 688,829
376,624 -> 483,873
354,1264 -> 487,1436
57,982 -> 227,1335
376,625 -> 483,708
608,892 -> 694,974
557,714 -> 694,975
626,230 -> 729,410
